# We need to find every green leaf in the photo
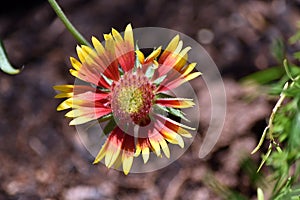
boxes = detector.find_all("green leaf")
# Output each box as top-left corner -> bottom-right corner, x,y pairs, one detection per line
154,104 -> 190,122
98,113 -> 112,123
240,66 -> 284,85
152,104 -> 168,116
283,87 -> 300,97
273,177 -> 294,199
257,143 -> 272,172
203,173 -> 248,200
297,98 -> 300,110
288,111 -> 300,151
283,59 -> 294,81
241,157 -> 264,185
293,52 -> 300,60
0,40 -> 22,75
103,118 -> 116,135
289,31 -> 300,44
102,74 -> 113,86
83,114 -> 112,131
290,65 -> 300,76
293,78 -> 300,89
145,65 -> 155,79
290,184 -> 300,197
153,74 -> 167,85
155,93 -> 174,99
271,38 -> 285,62
166,107 -> 189,122
134,43 -> 142,70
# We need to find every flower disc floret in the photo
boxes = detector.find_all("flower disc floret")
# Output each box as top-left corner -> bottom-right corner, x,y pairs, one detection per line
111,72 -> 155,125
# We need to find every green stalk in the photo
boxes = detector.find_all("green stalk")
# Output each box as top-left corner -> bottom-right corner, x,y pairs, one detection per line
48,0 -> 90,46
0,40 -> 22,75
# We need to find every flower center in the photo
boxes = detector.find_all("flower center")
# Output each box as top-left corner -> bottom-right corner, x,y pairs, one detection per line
111,72 -> 155,125
117,86 -> 143,114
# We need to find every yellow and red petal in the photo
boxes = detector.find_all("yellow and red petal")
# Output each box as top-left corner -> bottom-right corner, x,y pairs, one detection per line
155,113 -> 194,130
112,24 -> 135,72
92,36 -> 105,55
122,152 -> 134,175
103,34 -> 115,53
54,85 -> 108,111
173,49 -> 189,72
93,127 -> 136,174
69,116 -> 95,125
157,49 -> 192,84
154,119 -> 184,147
77,59 -> 112,85
157,71 -> 202,92
136,50 -> 145,64
157,45 -> 191,77
74,36 -> 120,84
73,91 -> 109,103
69,66 -> 102,87
99,34 -> 120,81
104,129 -> 125,168
149,128 -> 172,157
122,135 -> 135,174
135,138 -> 151,163
65,105 -> 109,117
155,98 -> 195,108
164,45 -> 190,73
93,141 -> 108,164
148,129 -> 162,157
70,57 -> 82,71
121,134 -> 136,174
159,139 -> 170,158
144,46 -> 162,64
141,147 -> 150,163
93,127 -> 124,165
53,85 -> 75,93
155,114 -> 194,138
76,45 -> 88,64
57,98 -> 74,111
54,85 -> 74,99
54,92 -> 73,99
111,28 -> 124,43
54,85 -> 109,100
181,62 -> 197,76
124,24 -> 134,48
158,35 -> 180,63
68,107 -> 112,125
82,45 -> 98,60
115,44 -> 135,72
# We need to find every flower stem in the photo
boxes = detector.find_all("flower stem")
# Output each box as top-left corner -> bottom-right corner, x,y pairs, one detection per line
251,82 -> 288,155
48,0 -> 91,46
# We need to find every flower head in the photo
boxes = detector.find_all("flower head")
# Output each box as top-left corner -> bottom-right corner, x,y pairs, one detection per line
54,24 -> 201,174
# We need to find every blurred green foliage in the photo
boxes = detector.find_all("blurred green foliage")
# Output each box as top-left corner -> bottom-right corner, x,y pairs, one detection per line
244,26 -> 300,199
209,24 -> 300,200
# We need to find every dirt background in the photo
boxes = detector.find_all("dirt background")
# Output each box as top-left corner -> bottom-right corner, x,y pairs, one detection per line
0,0 -> 300,199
